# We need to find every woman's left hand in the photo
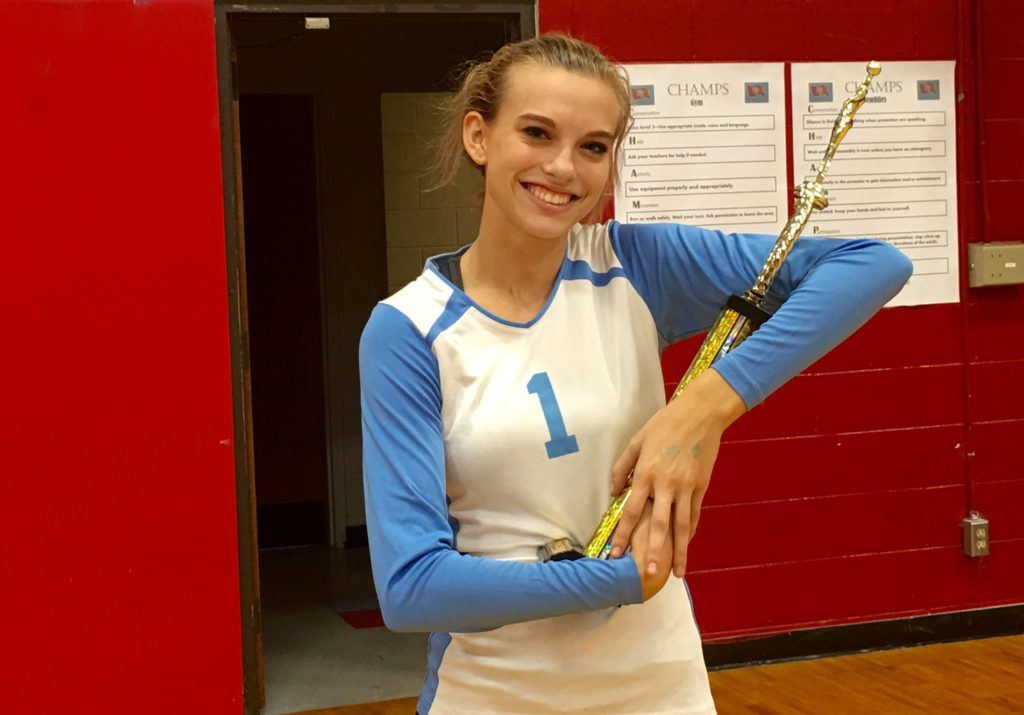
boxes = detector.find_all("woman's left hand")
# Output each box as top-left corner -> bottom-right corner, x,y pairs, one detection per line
608,369 -> 746,579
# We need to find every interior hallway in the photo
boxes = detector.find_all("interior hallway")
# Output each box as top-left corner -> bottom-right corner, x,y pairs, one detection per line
260,547 -> 426,715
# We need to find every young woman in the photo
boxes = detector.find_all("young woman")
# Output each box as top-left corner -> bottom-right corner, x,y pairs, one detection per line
359,34 -> 912,714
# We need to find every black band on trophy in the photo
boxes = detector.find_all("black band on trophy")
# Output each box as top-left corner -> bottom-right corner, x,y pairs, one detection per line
727,294 -> 772,328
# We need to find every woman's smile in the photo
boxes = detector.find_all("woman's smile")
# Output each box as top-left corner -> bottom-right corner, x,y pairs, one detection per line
519,181 -> 580,211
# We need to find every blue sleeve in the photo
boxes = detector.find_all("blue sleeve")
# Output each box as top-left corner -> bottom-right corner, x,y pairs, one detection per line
609,220 -> 913,408
359,303 -> 643,633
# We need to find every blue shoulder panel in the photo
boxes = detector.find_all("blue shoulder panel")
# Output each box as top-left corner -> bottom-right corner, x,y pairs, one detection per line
564,258 -> 626,287
426,291 -> 473,347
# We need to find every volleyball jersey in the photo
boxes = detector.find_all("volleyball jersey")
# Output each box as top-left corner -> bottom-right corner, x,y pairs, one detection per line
359,220 -> 912,714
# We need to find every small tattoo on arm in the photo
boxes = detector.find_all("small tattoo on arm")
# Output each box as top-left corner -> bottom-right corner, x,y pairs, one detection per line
690,443 -> 702,458
664,445 -> 681,460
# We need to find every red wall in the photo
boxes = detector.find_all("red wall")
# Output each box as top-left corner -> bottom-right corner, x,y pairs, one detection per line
2,1 -> 242,713
540,0 -> 1024,639
4,0 -> 1023,713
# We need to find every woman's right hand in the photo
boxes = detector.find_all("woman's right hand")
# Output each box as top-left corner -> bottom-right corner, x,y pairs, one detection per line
629,498 -> 674,601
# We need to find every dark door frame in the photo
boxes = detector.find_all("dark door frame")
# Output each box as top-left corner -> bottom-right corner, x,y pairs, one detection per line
212,3 -> 534,712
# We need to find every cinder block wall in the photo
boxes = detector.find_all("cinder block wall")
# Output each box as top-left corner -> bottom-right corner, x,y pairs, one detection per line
539,0 -> 1024,642
381,92 -> 483,294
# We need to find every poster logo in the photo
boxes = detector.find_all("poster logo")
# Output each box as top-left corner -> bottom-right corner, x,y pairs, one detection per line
744,82 -> 769,103
630,85 -> 655,105
809,82 -> 833,102
917,79 -> 940,100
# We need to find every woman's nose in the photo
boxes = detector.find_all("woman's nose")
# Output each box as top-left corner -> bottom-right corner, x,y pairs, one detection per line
543,143 -> 576,181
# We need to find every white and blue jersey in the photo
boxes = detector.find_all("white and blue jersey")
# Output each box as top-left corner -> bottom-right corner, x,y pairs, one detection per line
359,220 -> 912,714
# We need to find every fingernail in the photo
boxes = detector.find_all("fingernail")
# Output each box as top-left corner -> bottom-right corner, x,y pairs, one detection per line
611,547 -> 621,558
647,562 -> 657,575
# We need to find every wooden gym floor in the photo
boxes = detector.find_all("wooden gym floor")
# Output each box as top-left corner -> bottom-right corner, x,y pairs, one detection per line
285,633 -> 1024,714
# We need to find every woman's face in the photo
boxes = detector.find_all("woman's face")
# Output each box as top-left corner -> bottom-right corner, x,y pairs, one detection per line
463,63 -> 621,242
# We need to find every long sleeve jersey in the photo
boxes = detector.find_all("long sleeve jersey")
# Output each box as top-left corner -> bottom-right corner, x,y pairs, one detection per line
358,220 -> 912,714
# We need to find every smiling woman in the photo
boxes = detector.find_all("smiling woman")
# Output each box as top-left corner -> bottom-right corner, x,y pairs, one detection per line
358,33 -> 912,715
454,60 -> 627,321
459,69 -> 620,226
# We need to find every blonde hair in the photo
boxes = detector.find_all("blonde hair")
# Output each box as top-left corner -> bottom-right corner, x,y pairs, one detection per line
429,33 -> 632,194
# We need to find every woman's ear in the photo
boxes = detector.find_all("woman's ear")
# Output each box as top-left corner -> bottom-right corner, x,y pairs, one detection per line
462,111 -> 488,167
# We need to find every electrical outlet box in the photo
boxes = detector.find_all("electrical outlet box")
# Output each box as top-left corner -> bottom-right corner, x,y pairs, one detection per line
962,513 -> 990,557
968,242 -> 1024,287
305,17 -> 330,30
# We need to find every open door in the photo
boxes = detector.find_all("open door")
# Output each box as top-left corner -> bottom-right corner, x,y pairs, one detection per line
215,4 -> 535,713
229,43 -> 266,713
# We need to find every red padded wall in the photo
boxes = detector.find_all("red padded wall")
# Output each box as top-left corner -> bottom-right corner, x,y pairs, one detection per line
540,0 -> 1024,639
2,1 -> 243,713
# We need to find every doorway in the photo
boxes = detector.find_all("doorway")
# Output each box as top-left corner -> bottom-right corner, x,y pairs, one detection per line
214,3 -> 534,713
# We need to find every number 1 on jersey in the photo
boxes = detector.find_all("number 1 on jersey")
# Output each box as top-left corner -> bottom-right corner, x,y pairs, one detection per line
527,372 -> 580,459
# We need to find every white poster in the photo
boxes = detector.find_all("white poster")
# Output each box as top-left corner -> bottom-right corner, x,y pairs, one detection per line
790,61 -> 959,307
614,63 -> 788,235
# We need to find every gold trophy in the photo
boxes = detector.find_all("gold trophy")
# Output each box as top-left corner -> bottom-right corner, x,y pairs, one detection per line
585,61 -> 883,559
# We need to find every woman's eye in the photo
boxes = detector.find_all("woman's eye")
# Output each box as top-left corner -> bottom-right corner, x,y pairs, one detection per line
523,126 -> 548,139
583,142 -> 609,155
